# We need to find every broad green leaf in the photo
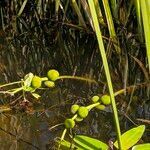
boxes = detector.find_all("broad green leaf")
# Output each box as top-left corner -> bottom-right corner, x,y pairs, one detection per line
114,125 -> 145,149
32,93 -> 41,99
58,140 -> 74,149
132,143 -> 150,150
74,135 -> 109,150
57,139 -> 83,150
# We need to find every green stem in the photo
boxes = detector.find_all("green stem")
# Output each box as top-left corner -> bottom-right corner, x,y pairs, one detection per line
72,114 -> 78,120
41,77 -> 48,81
86,102 -> 100,110
8,87 -> 23,94
58,129 -> 67,150
57,75 -> 98,84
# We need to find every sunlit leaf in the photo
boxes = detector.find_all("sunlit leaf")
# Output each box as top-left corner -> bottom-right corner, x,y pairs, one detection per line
114,125 -> 145,149
57,139 -> 85,150
74,135 -> 109,150
132,143 -> 150,150
24,73 -> 34,87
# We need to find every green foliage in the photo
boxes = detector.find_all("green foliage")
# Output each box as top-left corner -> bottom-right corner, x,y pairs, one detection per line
87,0 -> 122,148
132,143 -> 150,150
114,125 -> 145,149
73,135 -> 109,150
58,125 -> 148,150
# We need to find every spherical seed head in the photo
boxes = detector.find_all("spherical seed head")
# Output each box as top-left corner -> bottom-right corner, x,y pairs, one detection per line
101,95 -> 111,105
44,81 -> 55,88
47,69 -> 59,81
78,106 -> 89,118
31,76 -> 42,88
96,104 -> 106,110
64,119 -> 75,129
71,104 -> 79,114
91,95 -> 100,103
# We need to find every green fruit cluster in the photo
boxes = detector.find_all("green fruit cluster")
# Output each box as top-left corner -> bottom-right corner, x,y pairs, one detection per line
44,81 -> 55,88
91,94 -> 111,111
31,76 -> 42,88
96,104 -> 106,110
71,104 -> 79,114
75,116 -> 83,122
47,69 -> 59,81
64,119 -> 75,129
101,95 -> 111,105
91,95 -> 100,103
77,106 -> 89,118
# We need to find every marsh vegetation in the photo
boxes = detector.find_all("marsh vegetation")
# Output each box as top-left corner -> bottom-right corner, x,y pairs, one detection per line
0,0 -> 150,149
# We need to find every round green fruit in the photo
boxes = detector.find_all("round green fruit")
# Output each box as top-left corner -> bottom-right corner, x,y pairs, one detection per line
64,119 -> 75,129
77,106 -> 89,118
101,95 -> 111,105
31,76 -> 42,88
71,104 -> 79,114
47,69 -> 59,81
96,104 -> 106,110
91,95 -> 100,103
75,116 -> 83,122
44,81 -> 55,88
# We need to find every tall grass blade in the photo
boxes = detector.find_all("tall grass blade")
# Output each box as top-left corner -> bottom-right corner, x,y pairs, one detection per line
17,0 -> 28,17
80,0 -> 94,30
134,0 -> 144,42
55,0 -> 60,14
87,0 -> 122,149
71,0 -> 87,28
110,0 -> 117,18
140,0 -> 150,73
102,0 -> 120,54
93,0 -> 105,26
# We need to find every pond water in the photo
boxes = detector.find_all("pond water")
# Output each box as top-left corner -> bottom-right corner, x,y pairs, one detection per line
0,29 -> 150,149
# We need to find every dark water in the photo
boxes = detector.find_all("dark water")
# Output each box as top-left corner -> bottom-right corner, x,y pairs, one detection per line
0,29 -> 150,149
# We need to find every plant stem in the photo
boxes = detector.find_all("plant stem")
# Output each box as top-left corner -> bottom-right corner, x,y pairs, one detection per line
0,81 -> 22,88
72,114 -> 78,120
57,75 -> 98,84
86,102 -> 100,110
87,1 -> 122,149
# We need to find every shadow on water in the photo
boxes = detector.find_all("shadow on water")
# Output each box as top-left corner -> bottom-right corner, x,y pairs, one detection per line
0,24 -> 150,149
